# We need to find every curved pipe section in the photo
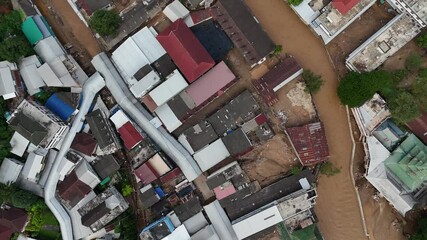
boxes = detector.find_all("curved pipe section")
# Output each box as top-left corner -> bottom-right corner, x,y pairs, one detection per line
44,73 -> 106,240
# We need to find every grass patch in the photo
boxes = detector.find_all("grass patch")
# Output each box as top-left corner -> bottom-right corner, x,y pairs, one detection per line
42,209 -> 59,226
320,162 -> 341,177
38,228 -> 61,240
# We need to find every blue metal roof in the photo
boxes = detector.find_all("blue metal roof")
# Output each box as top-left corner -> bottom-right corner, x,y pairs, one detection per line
45,93 -> 74,121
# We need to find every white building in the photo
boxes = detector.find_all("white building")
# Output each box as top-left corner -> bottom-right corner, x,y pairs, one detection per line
194,138 -> 231,172
0,61 -> 19,100
163,0 -> 194,27
18,55 -> 45,95
7,99 -> 69,149
9,132 -> 30,157
0,158 -> 24,185
21,148 -> 47,183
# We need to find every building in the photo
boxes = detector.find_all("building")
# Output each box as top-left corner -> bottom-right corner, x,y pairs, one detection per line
58,160 -> 100,209
34,36 -> 88,88
71,132 -> 97,156
211,0 -> 275,67
0,158 -> 24,185
163,0 -> 193,25
286,122 -> 329,166
45,93 -> 76,121
346,0 -> 426,72
21,15 -> 53,45
157,18 -> 215,82
86,109 -> 120,155
20,148 -> 47,183
111,27 -> 166,98
178,122 -> 218,154
18,55 -> 45,95
92,155 -> 120,180
139,216 -> 177,240
78,187 -> 129,232
8,99 -> 69,149
117,122 -> 144,150
140,184 -> 161,209
134,153 -> 173,185
193,138 -> 230,172
16,0 -> 38,18
352,93 -> 391,137
0,206 -> 29,240
372,120 -> 406,150
366,134 -> 427,215
9,132 -> 30,157
207,90 -> 261,136
142,70 -> 188,112
254,57 -> 303,106
221,129 -> 253,156
0,61 -> 19,100
76,0 -> 113,16
407,112 -> 427,145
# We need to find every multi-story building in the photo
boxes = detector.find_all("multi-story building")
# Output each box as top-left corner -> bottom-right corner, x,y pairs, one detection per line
7,99 -> 69,149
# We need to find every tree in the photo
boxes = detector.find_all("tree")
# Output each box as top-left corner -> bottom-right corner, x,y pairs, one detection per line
416,32 -> 427,49
11,189 -> 39,209
391,69 -> 408,84
26,200 -> 46,233
288,0 -> 303,6
0,34 -> 33,62
337,71 -> 392,107
302,69 -> 324,94
405,53 -> 423,72
388,91 -> 420,123
410,217 -> 427,240
121,184 -> 133,197
89,10 -> 121,37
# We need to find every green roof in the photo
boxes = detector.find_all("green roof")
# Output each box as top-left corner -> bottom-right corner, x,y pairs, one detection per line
384,134 -> 427,191
22,17 -> 43,45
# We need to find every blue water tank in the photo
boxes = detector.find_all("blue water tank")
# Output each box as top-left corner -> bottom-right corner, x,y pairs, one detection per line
45,93 -> 74,121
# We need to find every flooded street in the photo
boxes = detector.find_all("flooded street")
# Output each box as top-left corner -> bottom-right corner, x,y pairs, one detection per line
244,0 -> 366,239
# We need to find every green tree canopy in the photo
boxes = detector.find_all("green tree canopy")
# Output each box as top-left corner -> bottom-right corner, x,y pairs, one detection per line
337,71 -> 392,107
11,189 -> 39,209
89,10 -> 121,37
416,32 -> 427,49
405,53 -> 424,72
0,10 -> 33,62
411,217 -> 427,240
302,69 -> 324,94
288,0 -> 304,6
388,91 -> 420,123
412,70 -> 427,111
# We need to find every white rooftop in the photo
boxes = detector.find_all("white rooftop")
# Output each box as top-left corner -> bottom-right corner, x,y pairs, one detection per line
149,70 -> 188,107
129,70 -> 161,98
0,62 -> 17,100
194,138 -> 230,172
18,55 -> 45,95
0,158 -> 23,185
75,160 -> 100,188
162,225 -> 190,240
163,0 -> 190,22
132,27 -> 166,63
110,109 -> 130,129
10,131 -> 30,157
21,150 -> 45,182
155,103 -> 182,132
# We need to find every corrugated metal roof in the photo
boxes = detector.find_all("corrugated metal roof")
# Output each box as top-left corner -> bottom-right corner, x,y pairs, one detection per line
34,36 -> 64,63
155,104 -> 182,132
112,37 -> 150,80
0,67 -> 16,99
194,138 -> 230,172
163,0 -> 190,22
132,27 -> 166,63
37,63 -> 63,86
118,122 -> 143,150
22,17 -> 44,45
157,19 -> 215,82
110,109 -> 130,129
183,212 -> 208,235
332,0 -> 361,15
21,151 -> 44,182
203,200 -> 238,240
9,131 -> 29,157
163,225 -> 190,240
134,162 -> 159,185
232,205 -> 283,240
129,70 -> 161,98
185,61 -> 235,107
366,136 -> 390,175
147,153 -> 172,176
0,158 -> 23,185
191,225 -> 220,240
33,15 -> 52,39
149,70 -> 188,107
19,55 -> 45,95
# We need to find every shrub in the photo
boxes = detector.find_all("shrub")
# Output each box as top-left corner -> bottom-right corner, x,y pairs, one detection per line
122,184 -> 133,197
290,166 -> 302,175
288,0 -> 304,6
320,162 -> 340,177
412,75 -> 427,111
89,10 -> 121,37
302,70 -> 324,94
273,45 -> 283,55
391,69 -> 409,84
405,53 -> 423,72
11,189 -> 39,209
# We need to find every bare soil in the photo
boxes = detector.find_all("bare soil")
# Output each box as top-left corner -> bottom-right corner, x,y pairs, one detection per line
34,0 -> 101,73
239,134 -> 299,187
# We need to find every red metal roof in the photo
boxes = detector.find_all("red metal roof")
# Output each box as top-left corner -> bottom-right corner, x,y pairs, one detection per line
255,113 -> 268,125
254,57 -> 302,106
118,122 -> 143,150
0,206 -> 28,239
160,168 -> 182,183
134,162 -> 159,185
287,122 -> 329,166
185,61 -> 236,107
157,19 -> 215,83
407,112 -> 427,144
190,9 -> 212,25
332,0 -> 361,15
71,132 -> 97,156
